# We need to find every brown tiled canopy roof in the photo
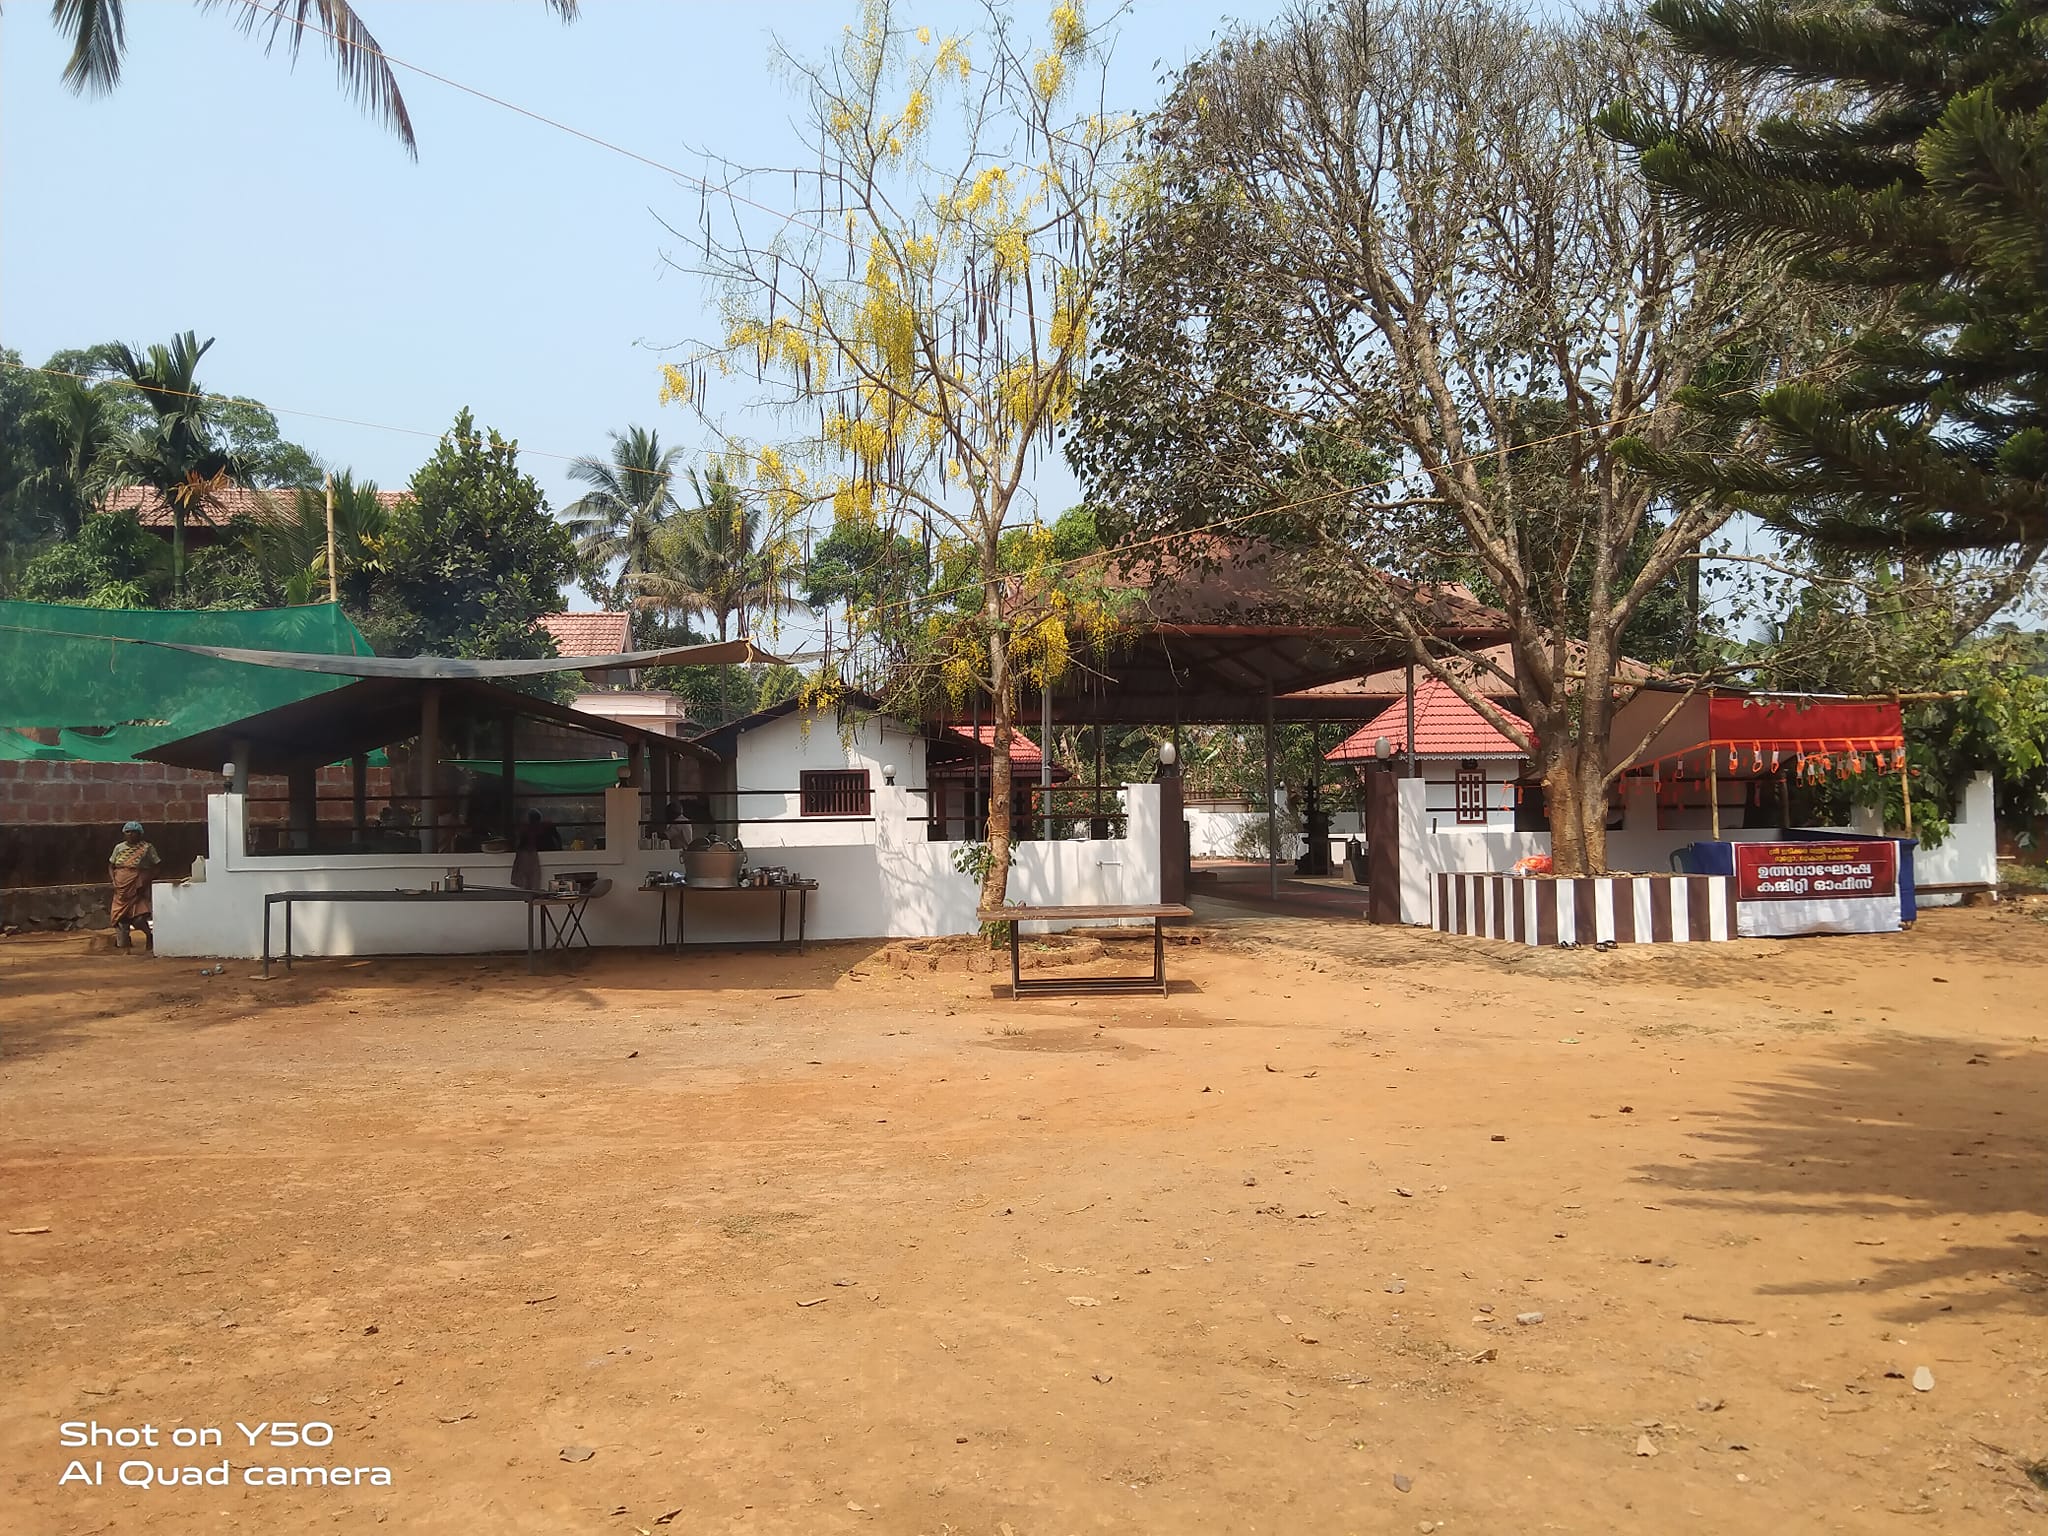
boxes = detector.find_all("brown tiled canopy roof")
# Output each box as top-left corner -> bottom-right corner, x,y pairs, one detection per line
1287,643 -> 1660,709
102,484 -> 411,529
538,612 -> 633,658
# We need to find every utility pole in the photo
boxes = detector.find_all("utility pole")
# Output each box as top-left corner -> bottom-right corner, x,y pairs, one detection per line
323,472 -> 338,604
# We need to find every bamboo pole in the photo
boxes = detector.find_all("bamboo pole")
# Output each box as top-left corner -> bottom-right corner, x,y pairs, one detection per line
1708,748 -> 1721,841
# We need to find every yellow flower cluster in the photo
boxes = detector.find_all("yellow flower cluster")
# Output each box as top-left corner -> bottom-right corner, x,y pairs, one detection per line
727,315 -> 823,377
657,363 -> 693,406
1033,52 -> 1066,102
1049,2 -> 1085,53
934,36 -> 971,83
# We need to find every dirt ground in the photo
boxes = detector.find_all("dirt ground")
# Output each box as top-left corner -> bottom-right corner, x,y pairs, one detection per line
3,905 -> 2046,1535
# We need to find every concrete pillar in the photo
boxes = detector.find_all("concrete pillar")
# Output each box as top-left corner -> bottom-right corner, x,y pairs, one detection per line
1365,760 -> 1401,924
287,764 -> 317,851
1156,755 -> 1186,904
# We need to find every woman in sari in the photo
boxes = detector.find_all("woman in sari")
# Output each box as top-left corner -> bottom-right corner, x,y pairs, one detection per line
108,820 -> 161,950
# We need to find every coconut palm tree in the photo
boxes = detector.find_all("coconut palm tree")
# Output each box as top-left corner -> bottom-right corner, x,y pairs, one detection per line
49,0 -> 579,159
243,471 -> 393,607
635,466 -> 799,643
21,374 -> 120,540
561,426 -> 683,635
104,332 -> 239,604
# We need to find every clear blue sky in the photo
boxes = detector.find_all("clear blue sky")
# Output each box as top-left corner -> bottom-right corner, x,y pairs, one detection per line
1,1 -> 1280,624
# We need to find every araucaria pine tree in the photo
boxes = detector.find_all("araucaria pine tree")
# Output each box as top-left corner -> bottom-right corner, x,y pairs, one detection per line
1606,0 -> 2047,552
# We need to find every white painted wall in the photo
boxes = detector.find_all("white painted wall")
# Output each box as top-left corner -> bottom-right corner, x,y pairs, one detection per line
1406,757 -> 1523,832
157,783 -> 1165,958
1910,771 -> 1997,904
1185,790 -> 1302,859
1393,772 -> 1997,924
730,711 -> 930,845
1397,779 -> 1550,924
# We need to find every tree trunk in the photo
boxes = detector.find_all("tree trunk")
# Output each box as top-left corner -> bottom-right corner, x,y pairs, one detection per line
1542,737 -> 1610,876
980,623 -> 1015,915
172,507 -> 186,605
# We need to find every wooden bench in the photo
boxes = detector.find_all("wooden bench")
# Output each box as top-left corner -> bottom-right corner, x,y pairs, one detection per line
974,903 -> 1195,998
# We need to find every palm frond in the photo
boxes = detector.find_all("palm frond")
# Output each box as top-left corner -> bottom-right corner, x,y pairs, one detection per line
52,0 -> 127,95
204,0 -> 417,157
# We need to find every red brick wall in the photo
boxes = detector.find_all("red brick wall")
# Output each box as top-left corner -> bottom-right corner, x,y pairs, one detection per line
0,761 -> 404,886
1,760 -> 221,825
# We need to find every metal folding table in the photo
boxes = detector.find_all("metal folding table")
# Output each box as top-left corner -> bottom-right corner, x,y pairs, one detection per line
975,903 -> 1195,998
261,885 -> 600,977
642,879 -> 817,953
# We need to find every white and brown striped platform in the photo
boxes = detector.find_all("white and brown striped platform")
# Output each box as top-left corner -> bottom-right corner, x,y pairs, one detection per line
1432,872 -> 1734,946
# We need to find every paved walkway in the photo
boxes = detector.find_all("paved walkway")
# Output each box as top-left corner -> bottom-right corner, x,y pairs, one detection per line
1189,860 -> 1371,920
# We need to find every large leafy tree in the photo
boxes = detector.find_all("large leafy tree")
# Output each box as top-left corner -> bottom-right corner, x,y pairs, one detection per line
562,425 -> 683,636
104,332 -> 240,604
1072,0 -> 1795,875
360,408 -> 575,660
1747,559 -> 2048,837
42,342 -> 321,490
14,508 -> 168,609
1605,0 -> 2047,553
48,0 -> 579,157
665,0 -> 1131,909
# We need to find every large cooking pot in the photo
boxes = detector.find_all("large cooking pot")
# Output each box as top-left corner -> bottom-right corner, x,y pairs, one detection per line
683,845 -> 743,888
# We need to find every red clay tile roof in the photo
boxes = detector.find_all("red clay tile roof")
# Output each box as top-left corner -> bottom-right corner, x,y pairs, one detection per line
941,723 -> 1044,769
538,612 -> 633,658
102,484 -> 410,529
1326,676 -> 1531,760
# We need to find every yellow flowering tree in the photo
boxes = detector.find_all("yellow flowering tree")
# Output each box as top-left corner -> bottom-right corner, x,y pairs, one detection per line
665,0 -> 1131,911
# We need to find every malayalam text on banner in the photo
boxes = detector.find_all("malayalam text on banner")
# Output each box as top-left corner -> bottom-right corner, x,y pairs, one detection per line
1734,841 -> 1897,902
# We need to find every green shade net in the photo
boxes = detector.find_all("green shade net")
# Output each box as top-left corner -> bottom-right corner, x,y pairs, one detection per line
0,601 -> 373,761
451,758 -> 624,795
353,750 -> 621,794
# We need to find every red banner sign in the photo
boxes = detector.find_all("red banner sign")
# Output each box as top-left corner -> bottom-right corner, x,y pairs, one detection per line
1734,841 -> 1897,901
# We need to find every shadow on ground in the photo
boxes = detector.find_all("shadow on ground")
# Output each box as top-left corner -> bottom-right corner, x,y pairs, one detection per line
1635,1031 -> 2048,1324
0,936 -> 891,1064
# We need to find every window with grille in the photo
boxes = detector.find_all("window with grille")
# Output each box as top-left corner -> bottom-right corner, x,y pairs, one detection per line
1454,762 -> 1487,824
800,769 -> 872,817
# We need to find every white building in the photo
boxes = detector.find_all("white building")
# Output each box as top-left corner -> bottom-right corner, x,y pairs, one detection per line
1326,676 -> 1529,832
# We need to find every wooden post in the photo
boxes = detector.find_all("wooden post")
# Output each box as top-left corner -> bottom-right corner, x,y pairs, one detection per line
1039,684 -> 1052,843
1094,726 -> 1104,827
420,683 -> 442,854
323,471 -> 338,604
1708,747 -> 1721,841
351,753 -> 368,847
499,716 -> 516,847
1265,686 -> 1279,900
1900,755 -> 1913,836
1404,662 -> 1417,779
652,745 -> 670,846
